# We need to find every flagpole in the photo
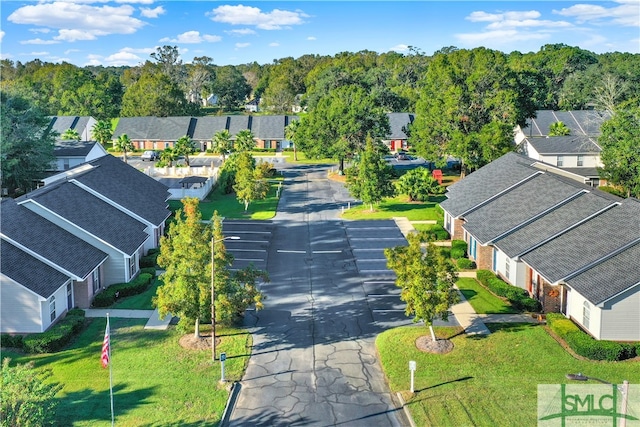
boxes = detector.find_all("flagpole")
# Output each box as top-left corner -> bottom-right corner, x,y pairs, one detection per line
107,313 -> 114,427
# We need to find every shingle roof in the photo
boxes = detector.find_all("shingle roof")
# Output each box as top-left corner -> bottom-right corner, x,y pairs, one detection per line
147,117 -> 196,140
565,241 -> 640,305
493,192 -> 618,257
113,117 -> 154,140
526,136 -> 601,154
54,140 -> 98,157
520,198 -> 640,284
1,199 -> 107,279
228,116 -> 251,137
440,152 -> 540,217
192,116 -> 229,141
71,155 -> 170,225
522,110 -> 611,137
1,240 -> 69,299
23,181 -> 149,255
462,173 -> 585,244
386,113 -> 414,140
252,115 -> 286,139
49,116 -> 79,135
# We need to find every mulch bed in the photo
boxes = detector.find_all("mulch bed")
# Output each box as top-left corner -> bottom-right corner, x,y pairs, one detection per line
415,336 -> 454,354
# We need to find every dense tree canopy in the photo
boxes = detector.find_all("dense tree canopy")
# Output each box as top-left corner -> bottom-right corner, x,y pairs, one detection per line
346,136 -> 394,211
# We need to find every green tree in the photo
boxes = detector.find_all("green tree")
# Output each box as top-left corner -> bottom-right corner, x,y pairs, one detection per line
296,85 -> 390,173
174,135 -> 196,166
1,358 -> 62,427
212,129 -> 232,163
114,134 -> 134,164
121,69 -> 196,117
284,118 -> 300,161
150,45 -> 184,85
211,66 -> 252,111
549,121 -> 571,136
159,147 -> 179,167
395,167 -> 445,202
385,235 -> 459,341
234,129 -> 255,152
598,103 -> 640,198
60,128 -> 80,141
233,151 -> 270,211
91,120 -> 113,146
155,198 -> 212,336
0,93 -> 55,197
346,135 -> 394,211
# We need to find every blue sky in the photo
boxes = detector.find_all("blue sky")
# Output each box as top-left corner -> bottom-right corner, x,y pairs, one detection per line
1,1 -> 638,67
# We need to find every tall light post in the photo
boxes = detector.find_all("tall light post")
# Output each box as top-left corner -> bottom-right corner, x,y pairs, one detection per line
212,235 -> 239,362
566,373 -> 630,427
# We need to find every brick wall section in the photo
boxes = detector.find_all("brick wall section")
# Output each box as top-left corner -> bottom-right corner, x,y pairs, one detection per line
452,218 -> 465,240
476,244 -> 493,271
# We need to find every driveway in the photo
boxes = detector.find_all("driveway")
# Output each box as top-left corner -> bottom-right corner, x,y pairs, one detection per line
229,165 -> 409,426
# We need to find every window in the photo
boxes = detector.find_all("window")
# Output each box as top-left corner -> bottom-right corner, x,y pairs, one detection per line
63,159 -> 70,170
557,155 -> 564,167
583,301 -> 591,329
444,213 -> 451,233
92,269 -> 100,293
49,296 -> 56,322
505,259 -> 510,280
577,155 -> 584,166
129,255 -> 137,278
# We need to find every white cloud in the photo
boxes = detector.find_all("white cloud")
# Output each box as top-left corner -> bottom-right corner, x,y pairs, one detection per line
466,10 -> 541,23
456,29 -> 549,45
554,0 -> 640,27
209,5 -> 308,30
29,51 -> 50,56
0,31 -> 4,43
307,36 -> 316,41
235,42 -> 250,49
269,42 -> 280,47
64,48 -> 80,54
8,2 -> 146,42
389,44 -> 410,52
160,31 -> 221,44
140,6 -> 165,18
29,28 -> 51,34
226,28 -> 257,36
20,38 -> 61,45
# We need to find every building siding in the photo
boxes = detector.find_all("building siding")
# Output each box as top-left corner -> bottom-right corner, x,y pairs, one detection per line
599,286 -> 640,341
0,276 -> 43,333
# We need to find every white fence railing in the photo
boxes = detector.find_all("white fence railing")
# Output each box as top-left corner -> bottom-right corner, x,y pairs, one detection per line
142,165 -> 219,200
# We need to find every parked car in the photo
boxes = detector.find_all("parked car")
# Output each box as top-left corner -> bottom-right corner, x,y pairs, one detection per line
141,150 -> 159,161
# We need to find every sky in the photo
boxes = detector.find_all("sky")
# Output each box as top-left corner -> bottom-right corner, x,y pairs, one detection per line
1,1 -> 639,67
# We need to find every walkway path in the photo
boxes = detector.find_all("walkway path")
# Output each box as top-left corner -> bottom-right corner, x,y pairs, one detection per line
84,308 -> 172,330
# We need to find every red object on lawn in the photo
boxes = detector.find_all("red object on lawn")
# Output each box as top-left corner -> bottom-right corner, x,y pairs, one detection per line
432,169 -> 443,184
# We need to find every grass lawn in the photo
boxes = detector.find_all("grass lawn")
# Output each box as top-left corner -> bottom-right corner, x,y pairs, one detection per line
456,277 -> 519,314
377,324 -> 640,427
341,196 -> 446,221
4,319 -> 251,426
169,178 -> 282,220
111,278 -> 161,310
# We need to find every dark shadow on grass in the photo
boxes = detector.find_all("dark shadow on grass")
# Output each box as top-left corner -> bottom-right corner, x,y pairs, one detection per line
415,376 -> 473,393
486,322 -> 540,333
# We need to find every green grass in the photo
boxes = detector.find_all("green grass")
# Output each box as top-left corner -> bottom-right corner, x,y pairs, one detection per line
341,196 -> 446,221
279,151 -> 337,164
169,178 -> 283,220
377,324 -> 640,427
5,319 -> 251,426
456,278 -> 519,314
111,278 -> 161,310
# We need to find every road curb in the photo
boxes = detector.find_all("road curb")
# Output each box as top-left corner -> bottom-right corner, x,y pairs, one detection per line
220,381 -> 241,427
396,392 -> 417,427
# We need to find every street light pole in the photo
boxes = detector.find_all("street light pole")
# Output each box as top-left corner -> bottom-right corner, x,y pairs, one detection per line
211,235 -> 239,362
566,373 -> 630,427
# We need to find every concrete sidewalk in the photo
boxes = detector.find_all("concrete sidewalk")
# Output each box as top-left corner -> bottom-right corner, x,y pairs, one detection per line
450,288 -> 492,335
84,308 -> 172,330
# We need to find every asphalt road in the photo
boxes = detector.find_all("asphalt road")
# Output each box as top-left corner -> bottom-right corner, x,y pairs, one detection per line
228,165 -> 411,427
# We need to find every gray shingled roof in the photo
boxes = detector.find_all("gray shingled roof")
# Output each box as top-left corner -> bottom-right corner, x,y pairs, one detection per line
386,113 -> 414,140
228,116 -> 251,137
1,240 -> 70,299
49,116 -> 79,135
462,173 -> 585,244
24,181 -> 149,255
72,155 -> 170,225
520,198 -> 640,284
522,110 -> 611,137
113,117 -> 154,140
440,152 -> 540,217
493,192 -> 618,257
54,140 -> 98,157
147,117 -> 196,140
526,136 -> 601,155
252,115 -> 286,139
565,241 -> 640,305
1,199 -> 107,279
192,116 -> 229,141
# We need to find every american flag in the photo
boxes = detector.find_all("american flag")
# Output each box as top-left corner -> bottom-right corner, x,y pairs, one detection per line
101,319 -> 110,368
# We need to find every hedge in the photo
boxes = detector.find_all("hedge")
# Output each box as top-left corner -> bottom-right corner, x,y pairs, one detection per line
92,273 -> 153,308
546,313 -> 638,361
476,270 -> 541,312
140,248 -> 160,268
456,258 -> 476,270
22,309 -> 86,354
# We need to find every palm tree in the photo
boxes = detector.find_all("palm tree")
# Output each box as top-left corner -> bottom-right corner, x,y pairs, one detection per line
160,147 -> 179,166
285,119 -> 300,161
174,135 -> 196,166
212,129 -> 232,163
234,129 -> 255,152
91,120 -> 113,146
114,134 -> 134,164
61,128 -> 81,141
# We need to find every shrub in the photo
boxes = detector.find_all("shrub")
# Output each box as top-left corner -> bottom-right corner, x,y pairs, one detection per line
92,273 -> 153,307
140,253 -> 158,268
1,334 -> 24,349
22,310 -> 86,354
476,270 -> 494,286
450,240 -> 467,259
450,248 -> 465,259
456,258 -> 476,270
476,270 -> 541,312
140,267 -> 157,277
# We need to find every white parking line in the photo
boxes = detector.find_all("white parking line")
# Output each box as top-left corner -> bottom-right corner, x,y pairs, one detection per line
277,250 -> 306,254
312,250 -> 342,254
234,258 -> 264,262
230,249 -> 267,252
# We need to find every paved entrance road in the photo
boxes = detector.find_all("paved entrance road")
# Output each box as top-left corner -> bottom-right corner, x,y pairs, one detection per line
229,165 -> 410,426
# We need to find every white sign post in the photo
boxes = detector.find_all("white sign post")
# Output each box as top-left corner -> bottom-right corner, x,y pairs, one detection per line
409,360 -> 417,393
220,352 -> 227,383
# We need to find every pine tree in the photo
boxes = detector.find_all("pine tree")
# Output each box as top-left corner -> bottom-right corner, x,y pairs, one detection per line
346,135 -> 394,211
